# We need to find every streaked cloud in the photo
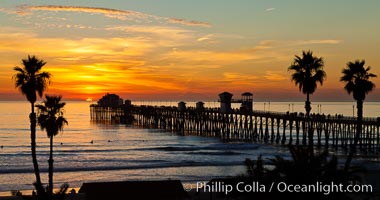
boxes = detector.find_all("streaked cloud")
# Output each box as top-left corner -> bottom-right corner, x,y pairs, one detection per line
264,71 -> 287,81
163,49 -> 255,66
242,40 -> 342,53
106,25 -> 195,46
223,72 -> 258,82
0,25 -> 286,100
295,40 -> 342,45
0,26 -> 341,98
197,34 -> 215,43
168,18 -> 211,27
11,5 -> 211,27
197,35 -> 212,42
24,5 -> 156,20
197,33 -> 245,44
266,8 -> 276,12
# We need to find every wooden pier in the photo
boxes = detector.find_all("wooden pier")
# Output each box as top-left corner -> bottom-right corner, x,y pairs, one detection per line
90,104 -> 380,153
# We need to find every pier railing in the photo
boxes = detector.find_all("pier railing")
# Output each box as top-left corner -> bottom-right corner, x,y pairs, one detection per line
90,104 -> 380,153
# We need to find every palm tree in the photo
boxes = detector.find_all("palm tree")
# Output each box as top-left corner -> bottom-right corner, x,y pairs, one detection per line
36,95 -> 68,198
340,60 -> 376,170
288,50 -> 326,117
13,55 -> 51,196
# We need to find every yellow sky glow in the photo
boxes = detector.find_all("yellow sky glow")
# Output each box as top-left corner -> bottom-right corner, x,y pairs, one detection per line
1,2 -> 379,101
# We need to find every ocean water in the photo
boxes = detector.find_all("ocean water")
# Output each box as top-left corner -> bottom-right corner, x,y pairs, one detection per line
0,101 -> 379,193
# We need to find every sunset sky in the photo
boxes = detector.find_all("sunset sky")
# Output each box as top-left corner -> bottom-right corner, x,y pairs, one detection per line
1,0 -> 379,101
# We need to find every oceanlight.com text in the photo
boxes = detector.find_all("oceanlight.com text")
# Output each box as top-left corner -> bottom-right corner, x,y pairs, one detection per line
197,181 -> 373,195
276,182 -> 373,195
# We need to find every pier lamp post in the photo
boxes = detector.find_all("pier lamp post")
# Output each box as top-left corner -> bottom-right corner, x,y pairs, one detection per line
292,103 -> 294,112
316,104 -> 318,113
317,104 -> 319,114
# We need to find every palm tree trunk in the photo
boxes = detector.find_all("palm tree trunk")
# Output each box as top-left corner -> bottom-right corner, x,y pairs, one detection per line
305,93 -> 313,147
30,103 -> 44,195
49,135 -> 54,197
305,93 -> 311,117
357,101 -> 363,149
344,100 -> 363,171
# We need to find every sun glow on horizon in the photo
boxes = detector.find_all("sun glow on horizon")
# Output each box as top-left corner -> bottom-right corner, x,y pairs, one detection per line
0,1 -> 379,101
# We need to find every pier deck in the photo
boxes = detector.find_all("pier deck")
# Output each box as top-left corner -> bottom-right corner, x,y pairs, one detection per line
90,104 -> 380,153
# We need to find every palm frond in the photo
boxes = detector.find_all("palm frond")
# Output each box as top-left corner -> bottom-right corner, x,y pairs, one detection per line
36,95 -> 68,137
13,55 -> 51,103
340,60 -> 376,101
288,50 -> 326,96
314,70 -> 326,85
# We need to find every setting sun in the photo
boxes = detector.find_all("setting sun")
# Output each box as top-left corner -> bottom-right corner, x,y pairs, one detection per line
1,1 -> 379,199
0,1 -> 379,102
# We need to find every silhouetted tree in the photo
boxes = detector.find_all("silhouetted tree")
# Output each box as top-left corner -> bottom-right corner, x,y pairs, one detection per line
269,146 -> 346,184
244,155 -> 265,181
36,95 -> 68,198
13,55 -> 51,196
340,60 -> 376,171
55,183 -> 69,200
288,50 -> 326,117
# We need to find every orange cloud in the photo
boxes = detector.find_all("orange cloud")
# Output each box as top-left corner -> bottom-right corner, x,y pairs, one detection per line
0,20 -> 369,101
264,71 -> 287,81
0,27 -> 298,100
